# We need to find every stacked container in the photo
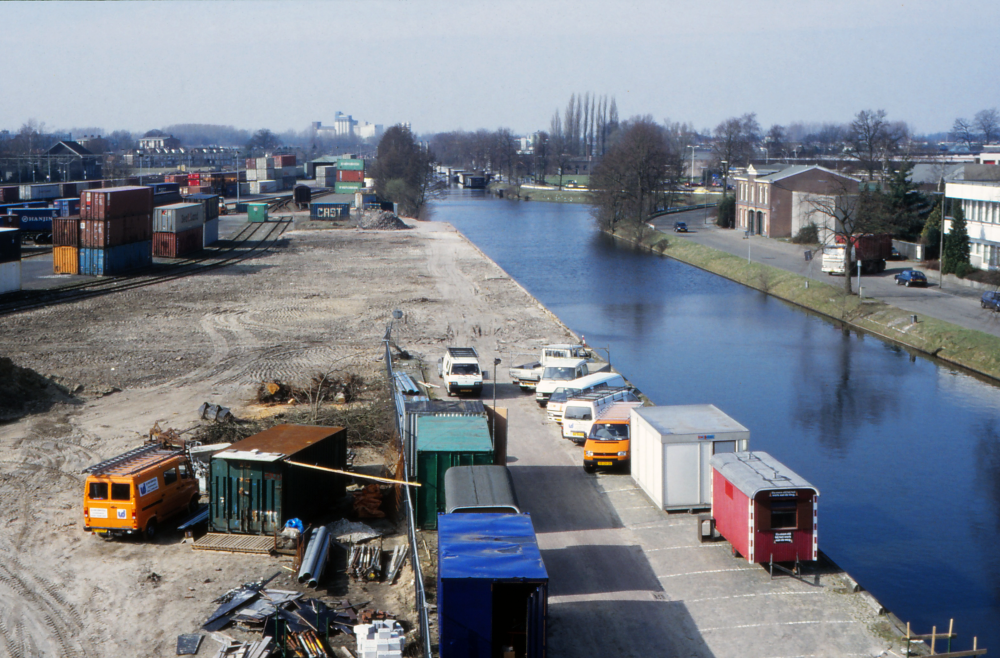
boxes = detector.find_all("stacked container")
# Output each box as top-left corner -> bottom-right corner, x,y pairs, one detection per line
335,158 -> 365,194
53,198 -> 81,217
315,166 -> 336,187
19,183 -> 62,201
184,193 -> 220,246
77,186 -> 154,276
274,154 -> 297,190
0,227 -> 21,294
0,186 -> 20,203
153,202 -> 204,258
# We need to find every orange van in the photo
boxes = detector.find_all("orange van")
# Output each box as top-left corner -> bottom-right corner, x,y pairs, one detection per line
83,443 -> 199,540
583,404 -> 634,472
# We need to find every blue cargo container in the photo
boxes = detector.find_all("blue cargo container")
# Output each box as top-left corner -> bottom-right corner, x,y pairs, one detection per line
310,202 -> 351,219
438,513 -> 548,658
9,207 -> 57,232
54,198 -> 81,217
79,240 -> 152,276
0,202 -> 44,213
150,182 -> 180,194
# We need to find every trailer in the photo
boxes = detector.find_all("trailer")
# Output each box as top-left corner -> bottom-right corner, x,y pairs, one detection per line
821,233 -> 892,275
710,451 -> 818,564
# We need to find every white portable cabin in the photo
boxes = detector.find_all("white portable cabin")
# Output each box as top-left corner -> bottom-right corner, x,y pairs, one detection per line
630,404 -> 749,511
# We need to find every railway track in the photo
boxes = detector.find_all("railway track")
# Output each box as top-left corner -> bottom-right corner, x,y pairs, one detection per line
0,207 -> 294,317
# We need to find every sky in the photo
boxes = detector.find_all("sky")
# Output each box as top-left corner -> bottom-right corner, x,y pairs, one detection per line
2,0 -> 998,138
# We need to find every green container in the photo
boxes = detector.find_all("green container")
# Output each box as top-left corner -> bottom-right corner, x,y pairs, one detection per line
247,202 -> 269,223
208,425 -> 347,535
334,182 -> 363,194
415,416 -> 494,529
336,159 -> 365,171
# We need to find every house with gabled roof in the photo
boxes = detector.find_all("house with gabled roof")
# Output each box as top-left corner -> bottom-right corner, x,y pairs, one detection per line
45,140 -> 102,180
733,164 -> 858,238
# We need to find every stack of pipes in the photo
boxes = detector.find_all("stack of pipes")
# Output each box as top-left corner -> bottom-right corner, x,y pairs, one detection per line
347,543 -> 383,582
297,527 -> 331,588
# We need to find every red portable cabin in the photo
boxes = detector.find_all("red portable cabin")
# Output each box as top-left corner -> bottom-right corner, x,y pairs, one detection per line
710,451 -> 818,564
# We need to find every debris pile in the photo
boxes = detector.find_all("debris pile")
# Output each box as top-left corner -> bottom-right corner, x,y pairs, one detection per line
348,543 -> 383,582
357,210 -> 410,230
256,373 -> 366,406
352,484 -> 385,518
0,356 -> 71,419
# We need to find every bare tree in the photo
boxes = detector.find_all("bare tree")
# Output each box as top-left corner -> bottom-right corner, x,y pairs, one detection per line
848,109 -> 903,181
952,118 -> 978,150
765,124 -> 785,161
975,108 -> 1000,145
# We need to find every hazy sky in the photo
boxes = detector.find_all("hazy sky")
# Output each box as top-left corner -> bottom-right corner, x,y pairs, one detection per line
3,1 -> 998,137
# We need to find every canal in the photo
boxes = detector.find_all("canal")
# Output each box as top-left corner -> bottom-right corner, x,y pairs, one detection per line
433,190 -> 1000,650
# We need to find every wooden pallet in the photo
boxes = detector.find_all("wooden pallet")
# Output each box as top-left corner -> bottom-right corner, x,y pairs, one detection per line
192,533 -> 274,554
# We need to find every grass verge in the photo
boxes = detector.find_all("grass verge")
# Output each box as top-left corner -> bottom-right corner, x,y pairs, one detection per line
611,223 -> 1000,382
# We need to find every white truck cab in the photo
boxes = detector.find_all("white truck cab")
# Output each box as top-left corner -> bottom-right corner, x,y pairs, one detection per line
440,347 -> 483,397
534,357 -> 589,406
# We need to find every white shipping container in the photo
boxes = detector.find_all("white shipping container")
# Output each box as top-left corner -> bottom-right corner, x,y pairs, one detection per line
239,182 -> 251,194
316,166 -> 337,177
630,404 -> 750,511
246,169 -> 258,181
255,157 -> 271,170
19,183 -> 62,200
154,202 -> 205,233
249,180 -> 278,194
203,217 -> 219,246
0,260 -> 21,294
281,166 -> 297,178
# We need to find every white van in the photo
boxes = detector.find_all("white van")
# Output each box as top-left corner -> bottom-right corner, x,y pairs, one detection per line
439,347 -> 483,397
562,391 -> 641,441
545,372 -> 628,423
534,358 -> 589,406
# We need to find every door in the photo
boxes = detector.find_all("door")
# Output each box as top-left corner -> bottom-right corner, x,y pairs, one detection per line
665,444 -> 700,508
526,585 -> 546,658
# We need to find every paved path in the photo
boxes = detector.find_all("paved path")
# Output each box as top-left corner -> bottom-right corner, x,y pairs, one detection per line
651,212 -> 1000,339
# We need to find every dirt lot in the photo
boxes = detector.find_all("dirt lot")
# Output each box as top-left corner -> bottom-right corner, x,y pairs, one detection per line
0,217 -> 571,656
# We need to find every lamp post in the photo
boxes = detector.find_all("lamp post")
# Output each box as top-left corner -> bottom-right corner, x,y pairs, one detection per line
687,145 -> 696,185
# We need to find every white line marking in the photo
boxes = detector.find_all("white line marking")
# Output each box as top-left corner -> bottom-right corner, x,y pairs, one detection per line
700,620 -> 857,632
657,568 -> 755,579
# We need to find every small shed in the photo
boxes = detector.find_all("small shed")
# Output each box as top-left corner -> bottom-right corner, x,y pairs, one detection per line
444,465 -> 520,514
209,424 -> 347,535
630,404 -> 749,511
710,451 -> 818,564
438,513 -> 548,658
415,415 -> 494,529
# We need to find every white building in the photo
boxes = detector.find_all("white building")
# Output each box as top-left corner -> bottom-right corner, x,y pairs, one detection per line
945,165 -> 1000,270
313,112 -> 384,141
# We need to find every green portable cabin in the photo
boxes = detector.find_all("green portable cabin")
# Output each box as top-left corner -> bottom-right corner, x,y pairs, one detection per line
416,416 -> 494,529
209,424 -> 347,535
247,202 -> 269,223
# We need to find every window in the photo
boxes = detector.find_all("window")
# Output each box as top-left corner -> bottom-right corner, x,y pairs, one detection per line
163,468 -> 177,485
451,363 -> 479,375
88,482 -> 108,500
713,441 -> 736,454
564,407 -> 592,420
111,483 -> 130,500
769,501 -> 798,530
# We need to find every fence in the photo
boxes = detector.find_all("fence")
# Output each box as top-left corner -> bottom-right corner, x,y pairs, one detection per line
384,335 -> 433,658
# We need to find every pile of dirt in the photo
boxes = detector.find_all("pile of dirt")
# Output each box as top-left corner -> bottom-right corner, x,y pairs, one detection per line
0,357 -> 72,419
357,210 -> 410,230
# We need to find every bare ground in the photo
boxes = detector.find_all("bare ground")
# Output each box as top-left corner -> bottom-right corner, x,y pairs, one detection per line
0,219 -> 569,657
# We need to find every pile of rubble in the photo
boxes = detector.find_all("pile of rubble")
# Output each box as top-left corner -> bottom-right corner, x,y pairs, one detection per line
357,211 -> 410,230
0,357 -> 71,420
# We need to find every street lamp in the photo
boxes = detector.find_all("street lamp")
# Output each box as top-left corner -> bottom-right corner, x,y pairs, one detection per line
687,145 -> 696,185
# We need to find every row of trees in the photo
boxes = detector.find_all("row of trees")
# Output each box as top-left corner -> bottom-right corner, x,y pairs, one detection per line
951,109 -> 1000,149
549,93 -> 619,158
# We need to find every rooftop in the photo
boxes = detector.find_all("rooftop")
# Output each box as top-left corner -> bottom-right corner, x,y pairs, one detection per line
215,424 -> 344,462
438,513 -> 547,580
710,451 -> 817,497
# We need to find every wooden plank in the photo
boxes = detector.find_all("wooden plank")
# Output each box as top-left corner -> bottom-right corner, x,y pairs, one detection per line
285,460 -> 421,486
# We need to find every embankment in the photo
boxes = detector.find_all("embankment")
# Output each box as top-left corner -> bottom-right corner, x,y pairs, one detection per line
611,223 -> 1000,382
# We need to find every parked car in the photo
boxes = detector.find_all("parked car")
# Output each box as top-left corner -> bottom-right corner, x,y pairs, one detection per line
889,246 -> 905,261
894,269 -> 928,287
673,221 -> 688,233
981,291 -> 1000,311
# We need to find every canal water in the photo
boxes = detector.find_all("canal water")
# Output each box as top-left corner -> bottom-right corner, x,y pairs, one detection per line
433,190 -> 1000,650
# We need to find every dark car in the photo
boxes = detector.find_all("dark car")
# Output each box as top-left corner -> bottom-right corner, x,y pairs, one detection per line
673,221 -> 688,232
888,246 -> 905,261
982,291 -> 1000,311
894,269 -> 927,287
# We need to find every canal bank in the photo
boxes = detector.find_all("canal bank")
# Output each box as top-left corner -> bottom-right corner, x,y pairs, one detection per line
609,221 -> 1000,383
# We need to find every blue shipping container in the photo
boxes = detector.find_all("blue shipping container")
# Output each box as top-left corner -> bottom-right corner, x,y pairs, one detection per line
79,240 -> 152,276
437,513 -> 548,658
9,207 -> 57,232
310,202 -> 350,219
150,182 -> 180,194
0,202 -> 44,213
54,198 -> 81,217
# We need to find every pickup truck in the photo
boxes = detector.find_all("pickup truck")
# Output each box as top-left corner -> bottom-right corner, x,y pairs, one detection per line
509,344 -> 590,391
534,357 -> 589,406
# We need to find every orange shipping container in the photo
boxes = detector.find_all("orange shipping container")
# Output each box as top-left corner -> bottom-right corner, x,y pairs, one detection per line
53,246 -> 79,274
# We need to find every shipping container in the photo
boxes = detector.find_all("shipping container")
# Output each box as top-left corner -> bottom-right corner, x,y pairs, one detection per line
247,203 -> 269,223
52,218 -> 79,247
53,246 -> 79,274
19,183 -> 61,201
153,226 -> 203,258
281,165 -> 297,179
274,154 -> 297,168
153,203 -> 204,233
150,182 -> 180,195
165,174 -> 189,186
444,465 -> 520,514
10,208 -> 56,233
81,186 -> 154,220
78,240 -> 152,276
336,158 -> 365,171
152,191 -> 183,207
250,180 -> 278,195
208,425 -> 347,535
282,177 -> 295,191
711,451 -> 819,564
630,404 -> 750,511
0,228 -> 20,263
224,183 -> 238,197
334,182 -> 363,194
0,215 -> 20,229
54,197 -> 81,217
245,158 -> 256,170
184,193 -> 220,220
203,217 -> 219,246
255,157 -> 271,170
437,513 -> 548,658
415,415 -> 494,529
403,400 -> 488,478
79,215 -> 152,248
337,169 -> 365,183
0,260 -> 20,294
0,186 -> 20,203
246,169 -> 260,182
310,202 -> 351,220
315,166 -> 337,179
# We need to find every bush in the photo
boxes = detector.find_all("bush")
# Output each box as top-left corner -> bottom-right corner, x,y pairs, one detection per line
955,262 -> 977,279
964,268 -> 1000,286
791,223 -> 819,244
716,196 -> 736,229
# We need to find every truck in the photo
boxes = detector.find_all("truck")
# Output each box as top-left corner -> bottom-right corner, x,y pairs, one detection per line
508,343 -> 590,391
439,347 -> 483,397
534,357 -> 589,406
821,233 -> 892,275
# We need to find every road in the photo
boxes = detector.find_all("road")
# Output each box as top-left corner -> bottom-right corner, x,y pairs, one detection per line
652,211 -> 1000,339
